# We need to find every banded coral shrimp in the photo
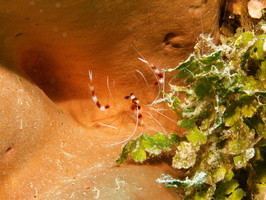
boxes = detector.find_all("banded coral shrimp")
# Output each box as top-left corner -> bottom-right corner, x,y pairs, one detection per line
88,70 -> 110,111
86,1 -> 217,147
131,45 -> 166,103
86,50 -> 180,148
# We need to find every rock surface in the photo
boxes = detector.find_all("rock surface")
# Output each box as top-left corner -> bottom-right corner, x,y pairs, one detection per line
0,0 -> 222,199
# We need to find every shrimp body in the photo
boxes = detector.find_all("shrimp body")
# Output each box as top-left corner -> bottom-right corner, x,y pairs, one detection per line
88,70 -> 110,110
138,58 -> 164,85
125,93 -> 142,118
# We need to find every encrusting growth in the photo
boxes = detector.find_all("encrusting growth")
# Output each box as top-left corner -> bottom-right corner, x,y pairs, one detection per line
88,70 -> 110,110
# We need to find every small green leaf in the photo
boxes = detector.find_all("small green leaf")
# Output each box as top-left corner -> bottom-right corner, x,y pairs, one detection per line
141,134 -> 162,155
195,77 -> 214,99
141,134 -> 154,148
227,188 -> 246,200
194,190 -> 208,200
130,147 -> 147,162
201,64 -> 212,72
241,103 -> 256,117
168,133 -> 181,145
153,132 -> 171,150
243,76 -> 264,95
254,36 -> 266,60
177,55 -> 197,70
258,60 -> 266,80
199,51 -> 222,64
178,119 -> 195,128
116,142 -> 133,165
186,126 -> 207,144
215,179 -> 241,199
228,140 -> 246,155
212,167 -> 227,183
175,56 -> 199,79
225,106 -> 241,127
260,60 -> 266,71
235,31 -> 256,47
175,68 -> 194,79
224,172 -> 234,181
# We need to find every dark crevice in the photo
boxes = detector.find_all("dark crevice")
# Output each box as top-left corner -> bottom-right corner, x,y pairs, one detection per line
163,32 -> 177,43
6,146 -> 12,152
163,32 -> 182,49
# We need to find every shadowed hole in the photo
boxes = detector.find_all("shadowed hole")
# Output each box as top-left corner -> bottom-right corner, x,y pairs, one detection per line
163,32 -> 182,49
6,146 -> 12,152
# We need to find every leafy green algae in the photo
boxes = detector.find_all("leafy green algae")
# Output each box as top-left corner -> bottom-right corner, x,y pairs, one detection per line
117,29 -> 266,199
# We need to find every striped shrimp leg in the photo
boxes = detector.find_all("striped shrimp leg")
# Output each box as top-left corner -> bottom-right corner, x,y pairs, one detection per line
124,93 -> 142,118
138,58 -> 164,85
88,70 -> 110,110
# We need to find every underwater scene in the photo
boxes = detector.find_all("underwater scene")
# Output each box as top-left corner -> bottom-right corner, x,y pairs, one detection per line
0,1 -> 265,199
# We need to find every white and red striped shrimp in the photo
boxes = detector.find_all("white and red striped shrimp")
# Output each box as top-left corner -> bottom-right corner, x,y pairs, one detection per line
107,93 -> 142,147
124,93 -> 142,119
138,58 -> 164,85
88,70 -> 110,111
131,45 -> 165,86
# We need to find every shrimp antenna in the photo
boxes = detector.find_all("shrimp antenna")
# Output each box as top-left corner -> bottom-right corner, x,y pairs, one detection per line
131,45 -> 147,62
107,109 -> 140,147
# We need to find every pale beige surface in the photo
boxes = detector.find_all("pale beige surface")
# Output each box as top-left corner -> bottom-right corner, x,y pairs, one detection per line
0,1 -> 222,199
